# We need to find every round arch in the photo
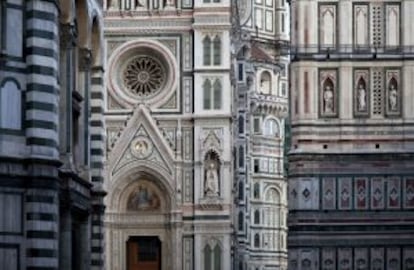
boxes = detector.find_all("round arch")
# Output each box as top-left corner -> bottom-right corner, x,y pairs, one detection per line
263,185 -> 283,204
75,0 -> 91,48
91,16 -> 104,67
59,0 -> 75,23
107,162 -> 176,212
262,115 -> 283,138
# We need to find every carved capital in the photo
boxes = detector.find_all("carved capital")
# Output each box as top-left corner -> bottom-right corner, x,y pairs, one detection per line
60,23 -> 77,49
78,48 -> 92,71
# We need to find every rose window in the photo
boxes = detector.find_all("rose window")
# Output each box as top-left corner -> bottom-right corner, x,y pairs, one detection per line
123,56 -> 166,96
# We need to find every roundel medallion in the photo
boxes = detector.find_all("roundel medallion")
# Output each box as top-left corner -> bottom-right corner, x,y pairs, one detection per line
131,136 -> 153,159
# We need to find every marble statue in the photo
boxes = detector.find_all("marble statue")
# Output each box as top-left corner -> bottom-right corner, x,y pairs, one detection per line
389,84 -> 398,111
205,162 -> 219,196
357,83 -> 366,111
323,85 -> 334,113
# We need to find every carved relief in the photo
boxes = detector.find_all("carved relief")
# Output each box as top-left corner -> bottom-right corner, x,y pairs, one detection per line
319,70 -> 338,117
338,177 -> 352,210
354,5 -> 369,48
353,248 -> 368,270
319,5 -> 337,48
338,248 -> 352,270
387,177 -> 401,209
131,136 -> 153,159
355,177 -> 368,209
404,178 -> 414,208
385,5 -> 400,47
321,248 -> 335,270
371,177 -> 384,209
370,248 -> 384,270
322,177 -> 336,210
201,129 -> 223,158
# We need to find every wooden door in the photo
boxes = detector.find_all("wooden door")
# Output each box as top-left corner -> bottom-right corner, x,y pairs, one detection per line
127,237 -> 161,270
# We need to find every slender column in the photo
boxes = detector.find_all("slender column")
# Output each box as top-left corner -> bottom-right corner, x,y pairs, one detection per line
59,208 -> 72,270
90,66 -> 106,270
59,23 -> 77,168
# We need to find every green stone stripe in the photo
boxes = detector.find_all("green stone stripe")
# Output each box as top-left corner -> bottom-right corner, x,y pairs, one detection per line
26,101 -> 57,113
91,176 -> 104,182
26,83 -> 59,94
91,77 -> 103,84
27,267 -> 57,270
0,65 -> 26,73
91,260 -> 103,266
91,162 -> 104,169
26,45 -> 57,58
26,30 -> 56,41
25,10 -> 57,23
91,134 -> 104,141
91,148 -> 104,155
26,248 -> 57,258
91,92 -> 104,100
91,120 -> 104,127
92,233 -> 103,240
26,137 -> 58,148
27,231 -> 57,239
26,195 -> 55,203
26,213 -> 56,221
25,120 -> 57,131
27,65 -> 57,77
91,106 -> 103,113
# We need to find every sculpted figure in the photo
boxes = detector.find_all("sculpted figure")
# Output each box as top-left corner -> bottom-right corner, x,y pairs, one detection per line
205,162 -> 219,196
357,84 -> 367,111
323,85 -> 334,113
389,84 -> 398,111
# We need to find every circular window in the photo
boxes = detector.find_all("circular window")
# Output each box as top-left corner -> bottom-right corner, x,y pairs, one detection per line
123,56 -> 166,97
107,40 -> 178,109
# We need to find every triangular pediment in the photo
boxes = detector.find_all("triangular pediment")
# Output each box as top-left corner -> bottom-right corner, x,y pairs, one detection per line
108,105 -> 175,177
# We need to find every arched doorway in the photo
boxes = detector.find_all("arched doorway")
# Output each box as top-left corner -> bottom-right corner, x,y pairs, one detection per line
105,170 -> 178,270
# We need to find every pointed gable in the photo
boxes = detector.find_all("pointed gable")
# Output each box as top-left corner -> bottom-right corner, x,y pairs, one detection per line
108,104 -> 175,177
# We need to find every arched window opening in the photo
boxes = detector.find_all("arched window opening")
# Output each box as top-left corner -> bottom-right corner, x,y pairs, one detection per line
238,181 -> 244,200
213,35 -> 221,65
213,79 -> 221,109
0,80 -> 21,130
203,36 -> 212,65
203,79 -> 212,109
264,119 -> 280,137
238,212 -> 244,231
254,210 -> 260,224
259,71 -> 272,94
253,183 -> 260,199
254,233 -> 260,248
238,115 -> 244,134
238,146 -> 244,168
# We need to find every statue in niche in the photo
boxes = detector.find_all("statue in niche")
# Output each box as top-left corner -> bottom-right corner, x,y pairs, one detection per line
323,84 -> 334,113
205,162 -> 219,196
357,83 -> 367,111
389,82 -> 398,111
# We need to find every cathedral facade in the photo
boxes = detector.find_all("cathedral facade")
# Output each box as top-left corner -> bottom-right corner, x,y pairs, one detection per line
289,0 -> 414,269
0,0 -> 106,269
103,0 -> 288,269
